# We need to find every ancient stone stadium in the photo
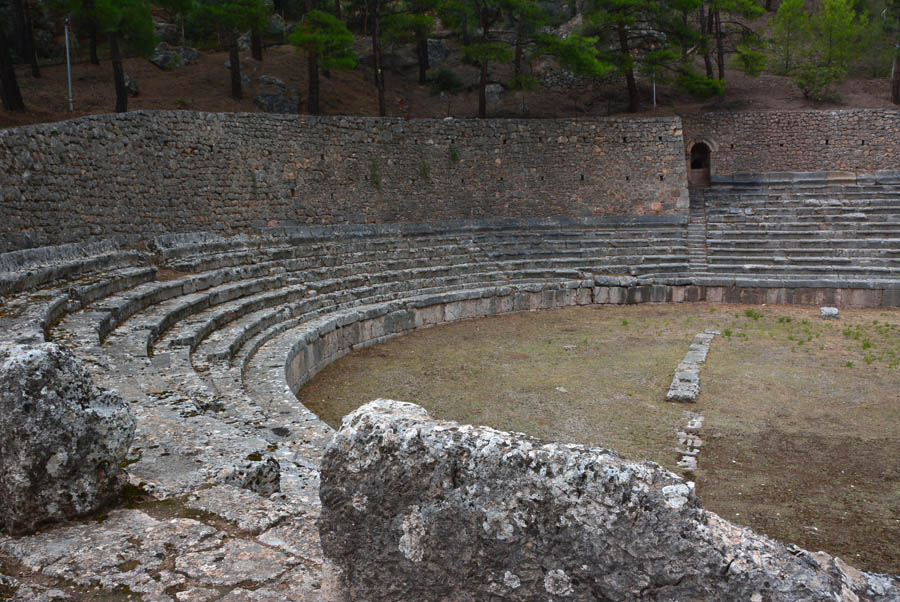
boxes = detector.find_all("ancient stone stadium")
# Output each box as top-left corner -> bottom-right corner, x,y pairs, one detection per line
0,109 -> 898,601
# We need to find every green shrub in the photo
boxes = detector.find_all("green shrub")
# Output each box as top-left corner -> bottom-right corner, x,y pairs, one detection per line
429,67 -> 464,96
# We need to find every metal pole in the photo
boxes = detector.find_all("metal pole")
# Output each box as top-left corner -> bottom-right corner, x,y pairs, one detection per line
64,15 -> 74,112
652,74 -> 657,108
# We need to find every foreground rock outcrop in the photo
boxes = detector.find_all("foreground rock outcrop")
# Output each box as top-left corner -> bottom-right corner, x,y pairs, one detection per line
0,343 -> 136,535
320,399 -> 900,601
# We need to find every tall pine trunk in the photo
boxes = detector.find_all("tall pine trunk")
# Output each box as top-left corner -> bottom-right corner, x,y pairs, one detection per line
618,22 -> 639,112
229,38 -> 242,100
12,0 -> 39,77
478,58 -> 487,117
307,53 -> 319,113
415,37 -> 429,84
305,0 -> 320,114
89,28 -> 100,64
23,0 -> 39,77
85,0 -> 100,66
714,9 -> 724,80
0,30 -> 26,111
413,0 -> 428,84
701,6 -> 713,78
109,31 -> 127,112
371,0 -> 386,116
892,53 -> 900,105
514,15 -> 525,77
251,30 -> 263,61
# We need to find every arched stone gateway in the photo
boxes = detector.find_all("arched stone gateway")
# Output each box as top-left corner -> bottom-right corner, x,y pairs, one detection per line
689,141 -> 712,187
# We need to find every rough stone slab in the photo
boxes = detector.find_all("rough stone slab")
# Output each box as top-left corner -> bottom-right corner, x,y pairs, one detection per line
218,564 -> 327,601
175,539 -> 295,587
0,509 -> 221,596
320,400 -> 900,601
259,515 -> 323,564
185,485 -> 292,534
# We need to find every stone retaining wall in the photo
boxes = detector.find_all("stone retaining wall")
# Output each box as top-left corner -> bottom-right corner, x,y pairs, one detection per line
682,110 -> 900,177
0,111 -> 688,253
283,279 -> 897,397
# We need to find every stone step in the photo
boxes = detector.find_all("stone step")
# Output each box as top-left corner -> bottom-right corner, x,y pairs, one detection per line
705,263 -> 900,277
0,248 -> 145,298
90,264 -> 275,342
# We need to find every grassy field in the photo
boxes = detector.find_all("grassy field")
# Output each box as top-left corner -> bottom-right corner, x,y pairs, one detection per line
298,303 -> 900,574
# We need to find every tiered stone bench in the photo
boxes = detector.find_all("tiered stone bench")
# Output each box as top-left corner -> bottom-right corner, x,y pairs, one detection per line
0,208 -> 898,600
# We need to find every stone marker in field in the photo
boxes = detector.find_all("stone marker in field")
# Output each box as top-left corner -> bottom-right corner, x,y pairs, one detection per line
821,307 -> 840,319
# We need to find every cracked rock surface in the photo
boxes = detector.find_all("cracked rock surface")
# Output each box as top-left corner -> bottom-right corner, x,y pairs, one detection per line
320,399 -> 900,602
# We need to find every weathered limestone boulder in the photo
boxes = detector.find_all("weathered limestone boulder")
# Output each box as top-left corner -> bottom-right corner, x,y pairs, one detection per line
0,343 -> 136,535
252,75 -> 300,114
320,399 -> 900,602
149,42 -> 201,70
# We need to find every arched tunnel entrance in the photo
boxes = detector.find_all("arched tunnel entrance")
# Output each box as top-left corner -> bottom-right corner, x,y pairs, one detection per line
689,142 -> 711,188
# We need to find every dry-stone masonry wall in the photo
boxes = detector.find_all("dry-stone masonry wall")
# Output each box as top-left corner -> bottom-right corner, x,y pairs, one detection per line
0,111 -> 689,252
682,109 -> 900,177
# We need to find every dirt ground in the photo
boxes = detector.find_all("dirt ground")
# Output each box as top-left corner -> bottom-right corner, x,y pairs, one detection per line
2,35 -> 897,129
299,303 -> 900,575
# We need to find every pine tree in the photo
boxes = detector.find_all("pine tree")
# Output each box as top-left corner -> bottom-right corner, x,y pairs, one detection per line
194,0 -> 267,100
383,0 -> 438,84
289,9 -> 355,114
794,0 -> 867,100
887,0 -> 900,103
768,0 -> 808,74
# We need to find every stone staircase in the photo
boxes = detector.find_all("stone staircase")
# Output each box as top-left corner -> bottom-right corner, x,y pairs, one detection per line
687,190 -> 709,274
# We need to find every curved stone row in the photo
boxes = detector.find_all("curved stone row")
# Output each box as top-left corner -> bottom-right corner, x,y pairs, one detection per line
0,209 -> 898,600
0,217 -> 693,600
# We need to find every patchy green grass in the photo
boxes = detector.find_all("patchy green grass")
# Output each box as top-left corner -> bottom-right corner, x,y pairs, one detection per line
299,303 -> 899,574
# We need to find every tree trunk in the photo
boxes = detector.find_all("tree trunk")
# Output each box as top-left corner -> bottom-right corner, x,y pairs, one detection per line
307,53 -> 320,113
701,6 -> 713,78
478,59 -> 487,117
415,1 -> 429,87
714,9 -> 724,80
305,0 -> 320,114
251,30 -> 263,61
335,0 -> 342,20
0,30 -> 26,111
229,38 -> 242,100
23,0 -> 40,77
514,15 -> 525,77
416,38 -> 429,84
892,52 -> 900,105
618,22 -> 639,112
371,0 -> 386,116
109,31 -> 127,112
11,0 -> 27,59
89,28 -> 100,64
11,0 -> 39,77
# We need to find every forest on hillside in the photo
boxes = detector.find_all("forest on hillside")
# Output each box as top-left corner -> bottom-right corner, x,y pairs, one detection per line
1,0 -> 898,121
